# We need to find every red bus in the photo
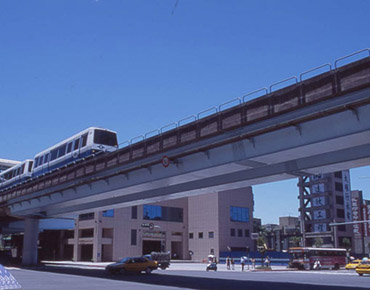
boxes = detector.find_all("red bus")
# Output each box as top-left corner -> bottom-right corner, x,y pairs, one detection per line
289,247 -> 346,270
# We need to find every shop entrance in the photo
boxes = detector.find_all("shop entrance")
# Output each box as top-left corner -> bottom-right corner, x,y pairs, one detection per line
142,240 -> 161,255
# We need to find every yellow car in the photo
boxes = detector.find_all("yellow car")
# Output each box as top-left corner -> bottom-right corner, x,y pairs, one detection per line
356,259 -> 370,276
105,256 -> 158,274
345,259 -> 361,270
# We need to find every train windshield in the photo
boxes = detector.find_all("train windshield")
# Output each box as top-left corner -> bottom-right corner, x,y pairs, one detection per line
94,129 -> 118,147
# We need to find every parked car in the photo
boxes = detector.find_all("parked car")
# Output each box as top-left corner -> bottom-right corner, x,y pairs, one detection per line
105,256 -> 157,274
345,259 -> 362,270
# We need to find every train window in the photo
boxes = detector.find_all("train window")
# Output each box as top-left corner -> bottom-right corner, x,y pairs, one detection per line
39,156 -> 44,166
73,139 -> 80,151
94,129 -> 118,147
51,148 -> 58,161
21,164 -> 25,174
34,157 -> 39,168
28,161 -> 33,172
58,144 -> 67,157
45,153 -> 50,163
81,134 -> 88,148
66,142 -> 73,153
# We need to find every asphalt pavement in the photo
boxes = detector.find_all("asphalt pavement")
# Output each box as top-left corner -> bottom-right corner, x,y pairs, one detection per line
6,262 -> 370,290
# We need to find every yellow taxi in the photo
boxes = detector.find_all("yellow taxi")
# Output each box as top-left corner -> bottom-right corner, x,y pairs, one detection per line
105,256 -> 158,274
355,258 -> 370,276
345,259 -> 362,270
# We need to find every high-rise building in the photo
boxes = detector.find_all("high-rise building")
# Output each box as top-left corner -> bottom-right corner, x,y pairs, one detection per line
298,170 -> 353,248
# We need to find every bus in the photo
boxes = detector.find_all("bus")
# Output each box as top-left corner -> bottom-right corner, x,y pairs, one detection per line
289,247 -> 346,270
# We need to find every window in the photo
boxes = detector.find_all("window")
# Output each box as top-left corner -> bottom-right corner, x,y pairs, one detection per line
336,195 -> 344,205
230,228 -> 235,237
73,139 -> 80,151
230,206 -> 249,222
338,225 -> 346,232
66,142 -> 73,153
44,153 -> 50,164
81,133 -> 88,147
337,209 -> 345,218
245,229 -> 250,238
131,206 -> 137,219
131,229 -> 137,245
143,205 -> 183,223
102,209 -> 114,217
79,228 -> 94,238
208,232 -> 214,239
334,171 -> 342,179
58,144 -> 67,158
335,182 -> 343,192
79,212 -> 95,221
189,233 -> 194,239
51,149 -> 58,161
198,232 -> 203,239
238,229 -> 243,237
94,129 -> 118,147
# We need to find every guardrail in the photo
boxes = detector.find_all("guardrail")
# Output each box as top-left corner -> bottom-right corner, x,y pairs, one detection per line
1,50 -> 369,204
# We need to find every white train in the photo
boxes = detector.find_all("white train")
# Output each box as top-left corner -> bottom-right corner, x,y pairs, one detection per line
0,127 -> 118,191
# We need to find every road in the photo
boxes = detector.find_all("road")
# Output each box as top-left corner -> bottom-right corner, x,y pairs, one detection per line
7,263 -> 370,290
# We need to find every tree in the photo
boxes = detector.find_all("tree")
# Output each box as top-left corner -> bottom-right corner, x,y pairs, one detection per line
342,238 -> 351,251
313,237 -> 323,248
257,236 -> 268,267
290,236 -> 301,247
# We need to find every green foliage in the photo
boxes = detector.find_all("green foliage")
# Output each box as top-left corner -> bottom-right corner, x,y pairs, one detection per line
313,237 -> 323,247
342,238 -> 351,250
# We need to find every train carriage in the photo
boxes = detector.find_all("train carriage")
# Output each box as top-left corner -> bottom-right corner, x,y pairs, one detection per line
0,160 -> 34,190
32,127 -> 118,177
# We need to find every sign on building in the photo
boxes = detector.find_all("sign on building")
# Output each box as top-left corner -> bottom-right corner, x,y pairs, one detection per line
313,210 -> 326,220
311,183 -> 325,194
352,197 -> 362,238
342,171 -> 352,222
313,223 -> 327,232
312,197 -> 326,207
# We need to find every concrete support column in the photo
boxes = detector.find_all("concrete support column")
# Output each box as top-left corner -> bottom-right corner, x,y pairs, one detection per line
73,220 -> 80,261
22,218 -> 39,265
93,215 -> 102,262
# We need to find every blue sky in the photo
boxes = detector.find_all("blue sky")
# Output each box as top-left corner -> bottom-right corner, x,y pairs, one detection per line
0,0 -> 369,224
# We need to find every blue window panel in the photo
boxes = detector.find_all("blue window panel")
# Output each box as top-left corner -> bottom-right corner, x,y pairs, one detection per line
230,206 -> 249,222
102,209 -> 114,217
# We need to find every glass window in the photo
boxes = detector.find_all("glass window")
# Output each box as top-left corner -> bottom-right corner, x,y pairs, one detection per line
73,139 -> 80,151
208,232 -> 214,239
66,142 -> 73,153
28,161 -> 33,172
102,209 -> 114,217
94,129 -> 118,147
337,209 -> 345,218
198,232 -> 203,239
238,229 -> 243,237
131,229 -> 137,246
230,206 -> 250,222
81,133 -> 88,148
51,149 -> 58,161
189,233 -> 193,239
335,182 -> 343,192
143,205 -> 183,223
336,195 -> 344,205
231,228 -> 235,237
245,229 -> 250,237
79,212 -> 95,221
44,153 -> 50,164
131,206 -> 138,219
58,144 -> 67,157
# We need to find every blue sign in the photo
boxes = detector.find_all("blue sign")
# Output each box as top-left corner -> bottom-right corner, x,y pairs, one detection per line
0,265 -> 22,289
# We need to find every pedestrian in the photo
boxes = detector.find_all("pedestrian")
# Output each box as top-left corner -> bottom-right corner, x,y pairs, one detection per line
226,256 -> 230,270
251,258 -> 256,269
240,256 -> 245,271
231,258 -> 235,270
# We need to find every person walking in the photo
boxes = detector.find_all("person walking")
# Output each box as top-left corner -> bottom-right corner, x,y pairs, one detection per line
240,256 -> 245,271
231,258 -> 235,270
251,257 -> 256,269
226,256 -> 230,270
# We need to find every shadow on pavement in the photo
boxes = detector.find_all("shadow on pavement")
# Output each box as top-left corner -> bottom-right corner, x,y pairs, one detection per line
20,265 -> 362,290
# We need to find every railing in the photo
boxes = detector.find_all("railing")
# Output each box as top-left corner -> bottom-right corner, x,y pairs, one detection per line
1,49 -> 369,204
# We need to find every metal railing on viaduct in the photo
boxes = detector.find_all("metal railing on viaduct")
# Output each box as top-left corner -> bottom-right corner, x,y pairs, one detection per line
1,49 -> 369,208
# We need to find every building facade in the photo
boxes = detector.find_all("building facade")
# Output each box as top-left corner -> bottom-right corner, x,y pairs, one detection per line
298,170 -> 353,248
66,186 -> 254,262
